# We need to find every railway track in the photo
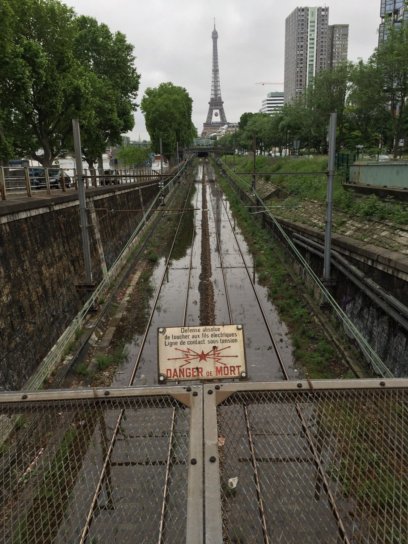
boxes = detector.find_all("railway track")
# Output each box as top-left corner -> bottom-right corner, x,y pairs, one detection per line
1,158 -> 362,543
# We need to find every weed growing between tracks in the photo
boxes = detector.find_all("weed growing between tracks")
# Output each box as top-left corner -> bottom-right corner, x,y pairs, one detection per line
217,168 -> 350,379
70,179 -> 195,387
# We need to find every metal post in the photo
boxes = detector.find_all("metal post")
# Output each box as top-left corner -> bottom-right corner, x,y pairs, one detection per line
72,119 -> 93,284
176,141 -> 179,165
203,385 -> 223,542
160,138 -> 163,176
252,134 -> 256,192
0,167 -> 7,200
323,113 -> 337,283
24,167 -> 32,197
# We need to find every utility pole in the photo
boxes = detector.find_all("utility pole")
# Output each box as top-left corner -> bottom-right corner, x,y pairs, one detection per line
159,138 -> 163,175
252,134 -> 256,192
323,113 -> 337,283
72,119 -> 93,285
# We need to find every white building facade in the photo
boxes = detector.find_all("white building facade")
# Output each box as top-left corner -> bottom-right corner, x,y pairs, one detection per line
260,92 -> 285,114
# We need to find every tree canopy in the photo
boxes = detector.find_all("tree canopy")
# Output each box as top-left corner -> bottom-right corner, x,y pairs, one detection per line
219,24 -> 408,158
0,0 -> 139,166
141,82 -> 196,158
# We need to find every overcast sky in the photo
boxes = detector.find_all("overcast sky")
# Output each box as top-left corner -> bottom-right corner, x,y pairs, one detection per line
65,0 -> 380,143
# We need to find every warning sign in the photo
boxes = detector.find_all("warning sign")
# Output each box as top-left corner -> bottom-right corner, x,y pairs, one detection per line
158,325 -> 247,382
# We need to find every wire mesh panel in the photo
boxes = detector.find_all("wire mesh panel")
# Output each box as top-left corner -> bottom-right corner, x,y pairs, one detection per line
0,391 -> 190,544
216,386 -> 408,544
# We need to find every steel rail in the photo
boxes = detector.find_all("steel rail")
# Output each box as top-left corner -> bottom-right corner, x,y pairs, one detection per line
158,408 -> 177,544
215,159 -> 354,543
78,171 -> 196,542
207,184 -> 233,324
51,165 -> 192,387
244,405 -> 270,543
182,184 -> 200,326
128,179 -> 196,386
217,184 -> 290,379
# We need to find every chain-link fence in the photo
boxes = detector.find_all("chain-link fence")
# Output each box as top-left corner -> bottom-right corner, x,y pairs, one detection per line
0,388 -> 191,544
214,381 -> 408,544
0,380 -> 407,543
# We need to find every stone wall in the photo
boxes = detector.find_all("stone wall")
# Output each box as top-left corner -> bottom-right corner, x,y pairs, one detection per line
0,183 -> 159,389
302,250 -> 408,377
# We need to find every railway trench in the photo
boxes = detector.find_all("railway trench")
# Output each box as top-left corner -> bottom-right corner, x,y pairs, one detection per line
0,159 -> 369,544
105,159 -> 297,388
59,159 -> 340,542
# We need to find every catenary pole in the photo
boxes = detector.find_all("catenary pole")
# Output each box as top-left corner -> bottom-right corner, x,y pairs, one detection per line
72,119 -> 93,284
323,112 -> 337,282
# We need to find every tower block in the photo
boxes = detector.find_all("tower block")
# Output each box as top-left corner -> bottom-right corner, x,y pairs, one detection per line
202,23 -> 228,137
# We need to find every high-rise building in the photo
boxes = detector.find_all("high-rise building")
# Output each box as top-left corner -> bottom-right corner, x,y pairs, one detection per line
284,7 -> 329,103
202,23 -> 228,137
328,25 -> 349,68
284,7 -> 348,103
260,92 -> 285,114
379,0 -> 408,43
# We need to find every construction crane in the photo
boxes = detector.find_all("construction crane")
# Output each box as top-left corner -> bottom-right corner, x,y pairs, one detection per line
255,82 -> 283,86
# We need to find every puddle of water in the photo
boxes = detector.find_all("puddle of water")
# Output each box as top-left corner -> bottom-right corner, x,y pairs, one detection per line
114,178 -> 296,387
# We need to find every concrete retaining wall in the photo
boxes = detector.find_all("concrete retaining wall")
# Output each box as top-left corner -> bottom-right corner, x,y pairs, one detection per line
350,161 -> 408,191
0,183 -> 159,389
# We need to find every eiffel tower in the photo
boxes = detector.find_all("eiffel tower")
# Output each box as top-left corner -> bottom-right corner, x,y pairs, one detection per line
202,22 -> 228,136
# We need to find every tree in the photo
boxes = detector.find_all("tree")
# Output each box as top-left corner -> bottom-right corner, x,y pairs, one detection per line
375,23 -> 408,156
305,63 -> 351,150
347,59 -> 389,150
0,0 -> 80,165
117,144 -> 151,168
71,16 -> 140,169
141,83 -> 196,158
0,0 -> 140,166
0,0 -> 17,162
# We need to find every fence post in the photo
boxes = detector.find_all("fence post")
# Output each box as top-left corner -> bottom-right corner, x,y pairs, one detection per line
24,167 -> 32,197
203,385 -> 223,542
72,118 -> 93,285
0,167 -> 7,200
323,112 -> 337,283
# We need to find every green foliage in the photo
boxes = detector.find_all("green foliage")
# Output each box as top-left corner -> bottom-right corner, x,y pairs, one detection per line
141,82 -> 196,158
74,363 -> 90,377
71,16 -> 140,168
95,347 -> 125,371
220,27 -> 408,158
0,0 -> 139,165
224,154 -> 408,225
215,160 -> 350,379
117,145 -> 151,168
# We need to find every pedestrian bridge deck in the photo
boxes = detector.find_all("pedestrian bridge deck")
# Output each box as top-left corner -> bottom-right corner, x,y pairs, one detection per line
0,379 -> 407,543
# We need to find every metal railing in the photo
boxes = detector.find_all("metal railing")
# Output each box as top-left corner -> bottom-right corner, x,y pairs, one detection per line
0,379 -> 407,543
0,166 -> 170,200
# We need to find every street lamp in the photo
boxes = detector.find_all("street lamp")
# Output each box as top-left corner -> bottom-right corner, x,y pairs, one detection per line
356,144 -> 364,161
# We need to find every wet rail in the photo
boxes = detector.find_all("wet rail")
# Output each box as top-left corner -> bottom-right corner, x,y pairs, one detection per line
77,174 -> 197,541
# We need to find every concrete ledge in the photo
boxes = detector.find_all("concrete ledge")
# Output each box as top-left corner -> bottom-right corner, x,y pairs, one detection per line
279,218 -> 408,281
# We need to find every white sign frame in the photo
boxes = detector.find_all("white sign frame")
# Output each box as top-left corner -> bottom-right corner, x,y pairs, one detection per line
158,325 -> 247,382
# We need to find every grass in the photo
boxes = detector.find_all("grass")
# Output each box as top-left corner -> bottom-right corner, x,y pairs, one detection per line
223,155 -> 408,225
216,159 -> 350,379
74,362 -> 90,377
13,426 -> 79,543
95,346 -> 125,371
